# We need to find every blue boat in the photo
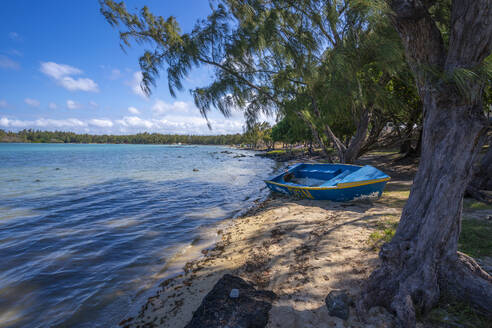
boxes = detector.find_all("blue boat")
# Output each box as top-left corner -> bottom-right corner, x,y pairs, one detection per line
264,163 -> 390,201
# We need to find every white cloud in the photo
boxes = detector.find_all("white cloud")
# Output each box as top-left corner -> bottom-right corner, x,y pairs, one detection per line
90,119 -> 113,127
152,100 -> 191,115
66,100 -> 81,109
48,102 -> 57,109
0,100 -> 7,108
128,106 -> 140,114
0,116 -> 86,128
0,55 -> 20,70
89,101 -> 99,108
116,116 -> 154,129
59,76 -> 99,92
130,71 -> 148,98
0,111 -> 247,135
40,62 -> 99,92
40,62 -> 81,79
24,98 -> 40,107
35,118 -> 86,128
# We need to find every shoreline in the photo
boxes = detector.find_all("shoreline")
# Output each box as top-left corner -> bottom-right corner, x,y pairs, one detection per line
117,186 -> 275,326
117,152 -> 492,328
118,187 -> 406,328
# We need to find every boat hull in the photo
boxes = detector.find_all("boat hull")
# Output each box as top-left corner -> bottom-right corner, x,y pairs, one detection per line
265,179 -> 389,201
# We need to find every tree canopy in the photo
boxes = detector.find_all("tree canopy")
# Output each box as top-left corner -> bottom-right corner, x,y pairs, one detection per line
101,0 -> 425,162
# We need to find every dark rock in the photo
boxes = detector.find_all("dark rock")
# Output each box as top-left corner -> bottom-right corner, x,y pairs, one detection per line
185,274 -> 276,328
193,168 -> 199,172
325,290 -> 350,320
233,154 -> 246,158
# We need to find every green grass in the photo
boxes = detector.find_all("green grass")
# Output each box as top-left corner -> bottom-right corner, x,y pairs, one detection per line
366,148 -> 400,156
368,218 -> 399,250
458,219 -> 492,258
426,298 -> 492,328
463,199 -> 492,211
367,217 -> 492,258
376,189 -> 410,208
266,150 -> 287,155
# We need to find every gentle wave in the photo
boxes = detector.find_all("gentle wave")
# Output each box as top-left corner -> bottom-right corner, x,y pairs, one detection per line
0,144 -> 277,328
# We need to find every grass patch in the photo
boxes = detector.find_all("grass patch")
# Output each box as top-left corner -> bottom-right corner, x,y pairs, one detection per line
266,150 -> 286,155
458,219 -> 492,258
366,148 -> 400,156
368,217 -> 399,250
463,198 -> 492,211
425,298 -> 492,328
377,189 -> 410,209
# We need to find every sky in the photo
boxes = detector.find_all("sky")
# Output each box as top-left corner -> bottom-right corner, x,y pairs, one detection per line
0,0 -> 272,135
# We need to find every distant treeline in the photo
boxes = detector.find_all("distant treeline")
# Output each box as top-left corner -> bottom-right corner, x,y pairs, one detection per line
0,129 -> 246,145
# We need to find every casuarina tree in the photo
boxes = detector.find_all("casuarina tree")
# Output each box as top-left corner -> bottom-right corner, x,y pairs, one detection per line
358,1 -> 491,326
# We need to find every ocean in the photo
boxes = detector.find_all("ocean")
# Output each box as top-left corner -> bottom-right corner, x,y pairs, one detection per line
0,143 -> 276,328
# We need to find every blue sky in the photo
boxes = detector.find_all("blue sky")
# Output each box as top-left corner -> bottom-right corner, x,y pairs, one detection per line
0,0 -> 267,135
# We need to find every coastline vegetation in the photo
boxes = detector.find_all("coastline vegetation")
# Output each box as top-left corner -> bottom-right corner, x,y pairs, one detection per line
0,129 -> 245,145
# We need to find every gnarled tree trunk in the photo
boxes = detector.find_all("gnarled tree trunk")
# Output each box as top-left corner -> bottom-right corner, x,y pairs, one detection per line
344,107 -> 372,163
358,1 -> 492,327
322,107 -> 372,163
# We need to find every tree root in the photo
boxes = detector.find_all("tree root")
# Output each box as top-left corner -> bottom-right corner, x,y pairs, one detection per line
465,185 -> 492,204
440,252 -> 492,316
357,247 -> 492,327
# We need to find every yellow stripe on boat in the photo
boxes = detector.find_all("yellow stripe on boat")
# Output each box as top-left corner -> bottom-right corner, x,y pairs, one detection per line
264,176 -> 391,190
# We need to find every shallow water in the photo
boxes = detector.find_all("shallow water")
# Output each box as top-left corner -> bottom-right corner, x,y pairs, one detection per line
0,143 -> 276,328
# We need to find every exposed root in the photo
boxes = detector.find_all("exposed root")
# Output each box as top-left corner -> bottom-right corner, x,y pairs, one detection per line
440,252 -> 492,316
358,249 -> 492,327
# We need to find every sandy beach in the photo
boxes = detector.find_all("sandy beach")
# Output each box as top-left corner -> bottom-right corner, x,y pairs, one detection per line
117,152 -> 492,328
119,178 -> 415,328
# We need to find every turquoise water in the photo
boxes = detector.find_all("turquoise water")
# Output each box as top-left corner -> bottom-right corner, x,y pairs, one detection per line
0,143 -> 275,328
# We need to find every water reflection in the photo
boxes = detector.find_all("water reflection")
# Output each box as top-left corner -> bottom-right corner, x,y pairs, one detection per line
0,144 -> 275,328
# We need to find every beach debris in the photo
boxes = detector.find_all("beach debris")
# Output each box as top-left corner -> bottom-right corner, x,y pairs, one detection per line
325,290 -> 350,320
229,288 -> 239,298
193,168 -> 199,172
185,274 -> 276,328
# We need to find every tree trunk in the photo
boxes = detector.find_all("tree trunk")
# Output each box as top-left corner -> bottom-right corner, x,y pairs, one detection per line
466,143 -> 492,203
468,143 -> 492,190
359,92 -> 491,326
344,107 -> 372,163
358,1 -> 492,326
322,107 -> 371,163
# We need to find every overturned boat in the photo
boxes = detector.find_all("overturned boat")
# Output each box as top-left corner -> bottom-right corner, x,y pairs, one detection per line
264,163 -> 390,201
